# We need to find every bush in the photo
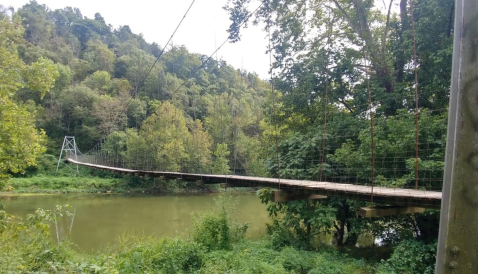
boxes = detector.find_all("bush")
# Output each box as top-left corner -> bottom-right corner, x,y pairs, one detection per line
192,210 -> 232,251
113,236 -> 204,273
377,239 -> 437,274
278,247 -> 315,273
0,205 -> 73,272
192,193 -> 249,251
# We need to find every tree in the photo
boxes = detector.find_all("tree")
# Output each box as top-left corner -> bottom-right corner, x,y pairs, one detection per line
83,40 -> 115,73
81,70 -> 113,94
186,120 -> 213,173
226,0 -> 454,116
17,0 -> 52,45
0,16 -> 57,185
92,95 -> 126,136
212,143 -> 231,175
257,188 -> 336,249
132,101 -> 191,172
117,47 -> 155,95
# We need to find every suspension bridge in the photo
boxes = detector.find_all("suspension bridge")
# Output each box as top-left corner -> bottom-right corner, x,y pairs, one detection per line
59,133 -> 441,210
66,157 -> 441,209
53,0 -> 446,212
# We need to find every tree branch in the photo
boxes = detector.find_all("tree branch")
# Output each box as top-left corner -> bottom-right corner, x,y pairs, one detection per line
381,0 -> 394,53
338,98 -> 354,113
332,0 -> 353,25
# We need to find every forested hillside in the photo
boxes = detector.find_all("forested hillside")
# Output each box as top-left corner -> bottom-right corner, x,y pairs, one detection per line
1,1 -> 271,180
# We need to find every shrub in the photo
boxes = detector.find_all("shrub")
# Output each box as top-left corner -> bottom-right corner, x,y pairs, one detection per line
192,193 -> 249,251
113,235 -> 204,273
192,210 -> 232,251
377,239 -> 437,274
0,205 -> 73,272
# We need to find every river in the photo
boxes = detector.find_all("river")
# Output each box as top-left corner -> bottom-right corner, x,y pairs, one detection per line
0,193 -> 269,251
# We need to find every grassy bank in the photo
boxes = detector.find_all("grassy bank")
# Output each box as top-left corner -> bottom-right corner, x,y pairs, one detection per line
4,175 -> 221,194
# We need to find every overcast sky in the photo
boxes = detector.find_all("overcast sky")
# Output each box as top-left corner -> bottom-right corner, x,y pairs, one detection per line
3,0 -> 271,79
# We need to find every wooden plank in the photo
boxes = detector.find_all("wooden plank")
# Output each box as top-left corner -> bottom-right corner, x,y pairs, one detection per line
358,206 -> 425,218
273,190 -> 327,202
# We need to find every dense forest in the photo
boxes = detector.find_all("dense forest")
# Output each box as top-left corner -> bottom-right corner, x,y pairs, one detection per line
0,0 -> 455,272
0,0 -> 272,180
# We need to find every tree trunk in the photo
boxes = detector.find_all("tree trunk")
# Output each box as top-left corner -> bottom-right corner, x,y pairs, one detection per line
344,221 -> 359,246
334,220 -> 346,246
353,0 -> 395,116
394,0 -> 410,83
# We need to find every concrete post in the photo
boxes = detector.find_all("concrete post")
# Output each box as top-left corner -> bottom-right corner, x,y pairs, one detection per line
436,0 -> 478,273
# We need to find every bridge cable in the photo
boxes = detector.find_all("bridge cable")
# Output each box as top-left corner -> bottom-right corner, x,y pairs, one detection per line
319,5 -> 332,182
156,2 -> 263,177
268,25 -> 281,187
79,0 -> 198,169
112,0 -> 198,133
167,3 -> 264,100
410,0 -> 420,190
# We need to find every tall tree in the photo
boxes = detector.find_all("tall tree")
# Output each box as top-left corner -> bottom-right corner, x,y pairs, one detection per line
0,16 -> 57,185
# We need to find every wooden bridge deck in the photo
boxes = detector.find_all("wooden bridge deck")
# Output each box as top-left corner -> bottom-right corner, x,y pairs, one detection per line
67,158 -> 442,209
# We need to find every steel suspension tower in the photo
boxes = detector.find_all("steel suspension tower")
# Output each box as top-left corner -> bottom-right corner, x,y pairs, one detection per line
56,136 -> 79,175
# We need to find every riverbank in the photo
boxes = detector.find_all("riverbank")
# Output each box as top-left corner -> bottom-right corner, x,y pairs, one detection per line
0,202 -> 371,274
4,175 -> 226,194
0,199 -> 435,274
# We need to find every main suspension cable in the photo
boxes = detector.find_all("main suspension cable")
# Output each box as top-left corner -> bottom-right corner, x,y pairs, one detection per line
114,0 -> 198,125
168,3 -> 264,99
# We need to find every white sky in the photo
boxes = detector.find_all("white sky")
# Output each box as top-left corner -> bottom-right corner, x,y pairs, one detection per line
3,0 -> 271,79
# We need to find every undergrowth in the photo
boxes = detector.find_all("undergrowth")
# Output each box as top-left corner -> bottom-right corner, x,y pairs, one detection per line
0,194 -> 436,274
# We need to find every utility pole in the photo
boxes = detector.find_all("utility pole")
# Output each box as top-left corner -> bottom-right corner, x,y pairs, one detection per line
436,0 -> 478,273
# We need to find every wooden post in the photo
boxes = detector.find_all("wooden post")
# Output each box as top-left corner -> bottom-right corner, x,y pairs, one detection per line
436,1 -> 478,272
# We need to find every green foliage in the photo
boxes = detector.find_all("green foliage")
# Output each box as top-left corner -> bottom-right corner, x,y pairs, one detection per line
377,240 -> 437,274
199,240 -> 370,274
8,176 -> 120,193
212,143 -> 231,174
192,210 -> 232,251
83,40 -> 115,73
0,16 -> 58,186
192,194 -> 249,251
0,98 -> 47,185
126,101 -> 213,172
82,70 -> 113,94
330,110 -> 447,189
1,205 -> 442,274
113,235 -> 204,273
0,205 -> 72,272
5,3 -> 452,272
6,1 -> 270,178
258,188 -> 336,249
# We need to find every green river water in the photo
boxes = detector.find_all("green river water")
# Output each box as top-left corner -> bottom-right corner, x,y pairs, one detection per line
0,193 -> 269,251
